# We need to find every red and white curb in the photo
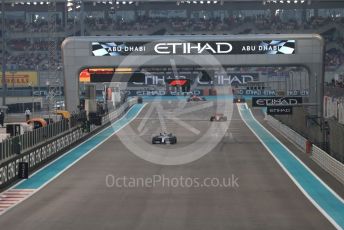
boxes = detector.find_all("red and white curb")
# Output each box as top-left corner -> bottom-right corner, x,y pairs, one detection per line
0,189 -> 36,215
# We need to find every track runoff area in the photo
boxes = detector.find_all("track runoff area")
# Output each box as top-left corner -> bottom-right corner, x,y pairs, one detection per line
0,96 -> 343,230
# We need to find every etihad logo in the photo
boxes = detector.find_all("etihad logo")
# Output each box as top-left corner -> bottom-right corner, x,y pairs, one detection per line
131,90 -> 201,96
256,98 -> 299,106
252,96 -> 303,108
154,42 -> 233,54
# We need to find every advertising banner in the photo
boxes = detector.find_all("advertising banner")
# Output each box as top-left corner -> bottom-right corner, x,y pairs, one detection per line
0,71 -> 38,87
92,40 -> 296,56
287,90 -> 309,96
252,97 -> 302,107
125,89 -> 203,97
130,73 -> 258,86
80,69 -> 91,83
18,162 -> 29,179
267,106 -> 293,115
86,69 -> 258,86
235,89 -> 276,96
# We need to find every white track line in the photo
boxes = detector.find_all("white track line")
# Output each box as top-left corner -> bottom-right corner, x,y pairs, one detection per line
0,104 -> 146,216
237,103 -> 343,230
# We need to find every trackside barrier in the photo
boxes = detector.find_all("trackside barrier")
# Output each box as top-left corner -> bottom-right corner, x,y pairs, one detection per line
312,145 -> 344,185
102,98 -> 138,125
0,128 -> 83,189
89,98 -> 138,133
266,114 -> 344,185
0,119 -> 71,161
265,115 -> 307,152
0,99 -> 137,190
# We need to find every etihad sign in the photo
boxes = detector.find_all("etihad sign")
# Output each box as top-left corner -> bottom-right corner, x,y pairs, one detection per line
256,98 -> 300,106
154,42 -> 233,54
252,97 -> 303,107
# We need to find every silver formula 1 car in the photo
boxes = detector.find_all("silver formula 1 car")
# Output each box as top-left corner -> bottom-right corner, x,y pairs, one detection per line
152,133 -> 177,144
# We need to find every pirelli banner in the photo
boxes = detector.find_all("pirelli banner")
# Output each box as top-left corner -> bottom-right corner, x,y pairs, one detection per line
0,71 -> 38,87
91,40 -> 296,56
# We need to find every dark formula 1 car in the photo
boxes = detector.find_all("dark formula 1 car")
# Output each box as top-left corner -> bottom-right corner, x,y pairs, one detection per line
187,96 -> 207,102
152,133 -> 177,144
210,113 -> 227,122
233,96 -> 246,103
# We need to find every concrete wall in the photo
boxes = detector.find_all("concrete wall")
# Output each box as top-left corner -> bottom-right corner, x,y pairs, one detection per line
328,119 -> 344,162
275,108 -> 344,162
275,107 -> 323,147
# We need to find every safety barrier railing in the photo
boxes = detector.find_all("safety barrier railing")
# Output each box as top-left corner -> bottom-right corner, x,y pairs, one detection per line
89,98 -> 138,132
0,98 -> 138,162
312,145 -> 344,184
20,120 -> 70,150
0,99 -> 138,189
102,98 -> 138,125
0,119 -> 72,162
265,115 -> 307,152
0,127 -> 84,188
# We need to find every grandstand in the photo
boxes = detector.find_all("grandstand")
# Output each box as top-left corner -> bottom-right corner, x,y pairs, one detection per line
1,1 -> 344,84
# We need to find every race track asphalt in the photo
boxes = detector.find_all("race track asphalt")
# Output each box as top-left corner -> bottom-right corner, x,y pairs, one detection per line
0,100 -> 335,230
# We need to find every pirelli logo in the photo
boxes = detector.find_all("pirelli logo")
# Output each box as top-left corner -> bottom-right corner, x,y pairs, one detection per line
0,71 -> 38,87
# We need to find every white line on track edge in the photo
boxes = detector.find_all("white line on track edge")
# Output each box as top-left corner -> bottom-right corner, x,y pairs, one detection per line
237,103 -> 343,230
0,103 -> 147,217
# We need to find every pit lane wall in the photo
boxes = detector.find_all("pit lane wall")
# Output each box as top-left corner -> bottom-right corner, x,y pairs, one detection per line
0,98 -> 138,190
272,107 -> 324,149
266,114 -> 344,185
271,99 -> 344,163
